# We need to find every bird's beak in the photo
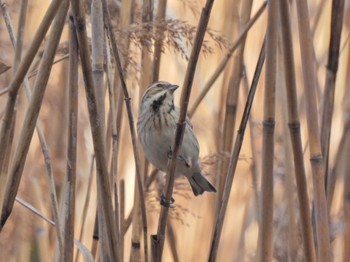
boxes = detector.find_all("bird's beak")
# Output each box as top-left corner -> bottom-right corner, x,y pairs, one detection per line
168,84 -> 179,93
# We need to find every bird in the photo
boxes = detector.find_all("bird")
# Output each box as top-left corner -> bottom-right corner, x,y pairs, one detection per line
137,81 -> 216,197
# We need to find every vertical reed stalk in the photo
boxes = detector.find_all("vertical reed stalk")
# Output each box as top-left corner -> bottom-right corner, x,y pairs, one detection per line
257,0 -> 278,260
295,0 -> 331,260
320,0 -> 345,195
152,0 -> 167,82
91,0 -> 106,132
209,40 -> 266,261
70,0 -> 120,260
62,13 -> 79,262
279,1 -> 316,261
151,1 -> 215,261
216,0 -> 253,204
91,0 -> 109,259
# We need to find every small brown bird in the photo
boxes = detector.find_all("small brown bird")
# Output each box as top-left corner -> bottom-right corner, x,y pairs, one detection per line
137,81 -> 216,196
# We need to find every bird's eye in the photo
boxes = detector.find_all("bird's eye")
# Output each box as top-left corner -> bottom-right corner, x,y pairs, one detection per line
156,83 -> 162,87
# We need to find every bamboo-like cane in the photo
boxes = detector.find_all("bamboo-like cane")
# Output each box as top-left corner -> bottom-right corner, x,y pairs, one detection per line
295,0 -> 331,260
208,39 -> 266,262
277,59 -> 299,261
91,0 -> 110,259
216,0 -> 253,205
62,13 -> 79,262
152,0 -> 167,82
101,0 -> 149,261
0,0 -> 62,214
320,0 -> 345,196
70,1 -> 120,260
279,1 -> 316,261
151,1 -> 215,261
257,1 -> 278,260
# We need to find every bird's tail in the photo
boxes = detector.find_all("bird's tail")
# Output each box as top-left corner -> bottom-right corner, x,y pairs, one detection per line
188,172 -> 216,196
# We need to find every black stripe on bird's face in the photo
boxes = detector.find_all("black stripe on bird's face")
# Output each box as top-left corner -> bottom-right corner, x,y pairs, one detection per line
151,92 -> 167,113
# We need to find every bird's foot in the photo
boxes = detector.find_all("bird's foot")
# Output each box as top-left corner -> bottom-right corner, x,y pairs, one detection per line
160,193 -> 175,208
167,146 -> 173,159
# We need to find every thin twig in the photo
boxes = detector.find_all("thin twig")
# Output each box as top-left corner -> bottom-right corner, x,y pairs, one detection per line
16,197 -> 55,226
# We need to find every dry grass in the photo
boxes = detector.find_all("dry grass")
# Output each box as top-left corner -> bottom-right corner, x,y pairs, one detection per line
0,0 -> 349,261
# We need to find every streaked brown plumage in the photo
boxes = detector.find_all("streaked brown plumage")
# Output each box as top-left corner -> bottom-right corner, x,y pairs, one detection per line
137,81 -> 216,196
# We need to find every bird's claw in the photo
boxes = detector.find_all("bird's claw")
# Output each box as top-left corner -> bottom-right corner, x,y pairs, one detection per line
160,193 -> 175,208
167,146 -> 173,160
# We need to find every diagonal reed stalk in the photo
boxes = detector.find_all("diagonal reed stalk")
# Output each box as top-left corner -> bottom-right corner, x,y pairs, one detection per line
208,39 -> 266,262
151,0 -> 215,261
279,1 -> 316,261
0,3 -> 65,259
188,1 -> 266,118
70,0 -> 120,260
101,0 -> 149,260
295,0 -> 331,260
0,0 -> 62,216
62,12 -> 79,262
257,1 -> 278,260
320,0 -> 345,197
0,1 -> 69,259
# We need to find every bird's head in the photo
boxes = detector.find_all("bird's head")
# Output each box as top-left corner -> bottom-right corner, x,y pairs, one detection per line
140,81 -> 179,113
